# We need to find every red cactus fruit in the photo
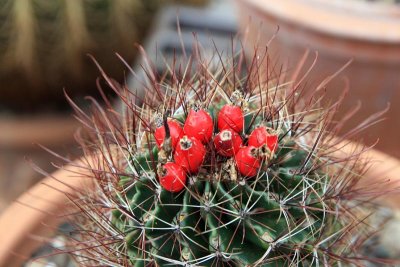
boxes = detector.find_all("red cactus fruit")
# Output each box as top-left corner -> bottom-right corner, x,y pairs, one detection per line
248,126 -> 278,153
235,146 -> 261,177
184,108 -> 213,144
154,120 -> 184,149
213,128 -> 243,157
174,135 -> 206,174
217,105 -> 244,133
159,162 -> 187,192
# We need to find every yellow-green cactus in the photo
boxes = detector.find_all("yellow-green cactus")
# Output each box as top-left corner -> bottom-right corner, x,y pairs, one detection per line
0,0 -> 158,110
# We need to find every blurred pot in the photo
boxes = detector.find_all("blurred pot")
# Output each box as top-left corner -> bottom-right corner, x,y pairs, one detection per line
236,0 -> 400,158
0,114 -> 81,212
0,115 -> 79,149
0,157 -> 94,267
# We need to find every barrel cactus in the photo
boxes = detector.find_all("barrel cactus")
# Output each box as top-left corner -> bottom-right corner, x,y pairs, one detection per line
1,0 -> 211,111
67,46 -> 388,266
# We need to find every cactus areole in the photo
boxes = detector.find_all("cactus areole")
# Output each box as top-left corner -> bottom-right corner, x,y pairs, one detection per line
71,46 -> 388,266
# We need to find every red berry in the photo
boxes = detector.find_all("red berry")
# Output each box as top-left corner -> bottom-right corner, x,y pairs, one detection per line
183,109 -> 213,144
235,146 -> 261,177
159,162 -> 186,192
217,105 -> 244,133
213,129 -> 242,157
248,126 -> 278,153
174,136 -> 206,174
154,120 -> 184,149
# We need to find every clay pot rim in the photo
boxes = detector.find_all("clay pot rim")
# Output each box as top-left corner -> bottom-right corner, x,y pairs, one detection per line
0,157 -> 94,267
240,0 -> 400,43
0,142 -> 399,266
0,115 -> 80,149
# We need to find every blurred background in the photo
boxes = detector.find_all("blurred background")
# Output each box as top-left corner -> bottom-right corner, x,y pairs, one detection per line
0,0 -> 207,212
0,0 -> 400,265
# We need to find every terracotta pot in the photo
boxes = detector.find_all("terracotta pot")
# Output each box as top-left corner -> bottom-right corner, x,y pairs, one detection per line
236,0 -> 400,158
0,157 -> 94,267
0,143 -> 399,266
0,115 -> 79,149
0,115 -> 81,213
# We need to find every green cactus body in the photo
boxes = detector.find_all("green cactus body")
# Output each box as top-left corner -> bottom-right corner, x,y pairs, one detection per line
106,102 -> 350,266
70,44 -> 385,266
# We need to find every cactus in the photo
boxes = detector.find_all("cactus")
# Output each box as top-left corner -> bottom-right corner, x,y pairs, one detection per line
0,0 -> 192,111
66,44 -> 390,266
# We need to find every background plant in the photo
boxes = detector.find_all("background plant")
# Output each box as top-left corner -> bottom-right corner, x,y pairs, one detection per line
0,0 -> 206,111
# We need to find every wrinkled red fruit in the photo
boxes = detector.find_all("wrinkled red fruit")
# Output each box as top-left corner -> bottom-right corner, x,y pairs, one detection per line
183,109 -> 213,144
174,136 -> 206,173
159,162 -> 186,192
217,105 -> 244,133
248,126 -> 278,153
235,146 -> 261,177
214,129 -> 243,157
154,120 -> 184,149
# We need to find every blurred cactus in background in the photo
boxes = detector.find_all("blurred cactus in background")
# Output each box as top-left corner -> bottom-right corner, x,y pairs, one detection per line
0,0 -> 206,112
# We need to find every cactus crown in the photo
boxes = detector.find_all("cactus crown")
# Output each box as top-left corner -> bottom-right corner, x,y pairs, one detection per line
66,44 -> 387,266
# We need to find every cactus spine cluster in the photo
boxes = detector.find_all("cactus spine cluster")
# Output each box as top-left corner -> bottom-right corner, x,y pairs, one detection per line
69,46 -> 383,266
